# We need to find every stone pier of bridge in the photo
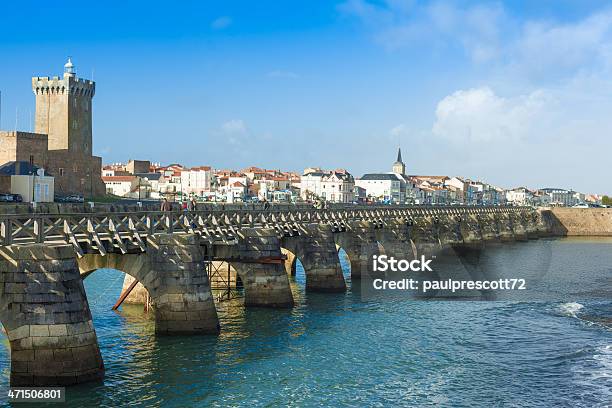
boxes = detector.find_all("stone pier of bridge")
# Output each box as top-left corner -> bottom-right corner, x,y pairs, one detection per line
78,234 -> 220,335
212,227 -> 294,308
0,244 -> 104,386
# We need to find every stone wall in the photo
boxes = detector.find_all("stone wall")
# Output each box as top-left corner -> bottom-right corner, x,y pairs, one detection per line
0,131 -> 48,168
541,208 -> 612,236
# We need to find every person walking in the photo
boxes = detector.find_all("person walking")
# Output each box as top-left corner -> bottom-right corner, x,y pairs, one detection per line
189,197 -> 197,211
160,198 -> 172,212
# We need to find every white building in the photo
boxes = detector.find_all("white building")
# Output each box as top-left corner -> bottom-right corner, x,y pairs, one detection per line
300,168 -> 327,200
300,168 -> 355,203
226,181 -> 247,202
355,173 -> 405,203
505,187 -> 533,205
102,176 -> 138,197
321,171 -> 355,203
0,162 -> 55,202
540,188 -> 579,207
180,166 -> 212,197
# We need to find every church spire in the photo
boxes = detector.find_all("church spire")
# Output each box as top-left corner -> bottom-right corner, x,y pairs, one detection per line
392,146 -> 406,175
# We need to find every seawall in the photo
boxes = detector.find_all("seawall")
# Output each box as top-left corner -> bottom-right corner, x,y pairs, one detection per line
541,208 -> 612,236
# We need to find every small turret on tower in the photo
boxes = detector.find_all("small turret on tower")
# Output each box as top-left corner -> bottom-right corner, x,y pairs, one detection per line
64,57 -> 75,78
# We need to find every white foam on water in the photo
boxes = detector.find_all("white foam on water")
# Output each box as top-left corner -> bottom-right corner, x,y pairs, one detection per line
558,302 -> 584,318
571,343 -> 612,404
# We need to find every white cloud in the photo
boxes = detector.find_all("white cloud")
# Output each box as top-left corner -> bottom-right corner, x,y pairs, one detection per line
221,119 -> 247,134
211,16 -> 232,30
510,10 -> 612,79
220,119 -> 247,145
340,1 -> 612,71
389,123 -> 408,137
267,70 -> 300,79
339,0 -> 505,61
432,87 -> 548,142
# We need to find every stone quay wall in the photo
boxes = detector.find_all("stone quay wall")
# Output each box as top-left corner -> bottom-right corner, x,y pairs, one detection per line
540,208 -> 612,236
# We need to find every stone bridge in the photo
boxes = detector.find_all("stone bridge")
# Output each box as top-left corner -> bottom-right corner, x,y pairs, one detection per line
0,205 -> 550,386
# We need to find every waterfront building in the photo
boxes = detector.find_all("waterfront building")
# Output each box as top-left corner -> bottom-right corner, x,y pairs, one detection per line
540,188 -> 580,207
300,168 -> 327,200
321,170 -> 355,203
355,173 -> 405,203
505,187 -> 533,205
301,168 -> 355,203
445,177 -> 469,203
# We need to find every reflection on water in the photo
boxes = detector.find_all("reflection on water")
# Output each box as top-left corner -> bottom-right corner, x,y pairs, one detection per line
0,238 -> 609,407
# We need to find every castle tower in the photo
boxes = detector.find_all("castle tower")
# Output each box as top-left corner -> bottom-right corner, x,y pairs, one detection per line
29,59 -> 104,197
32,58 -> 95,155
392,147 -> 405,175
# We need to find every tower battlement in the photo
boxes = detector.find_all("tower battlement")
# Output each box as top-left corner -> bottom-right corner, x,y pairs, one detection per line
32,76 -> 95,97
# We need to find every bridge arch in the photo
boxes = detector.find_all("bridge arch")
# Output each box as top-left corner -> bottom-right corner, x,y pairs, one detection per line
281,224 -> 346,293
79,234 -> 220,335
78,253 -> 152,308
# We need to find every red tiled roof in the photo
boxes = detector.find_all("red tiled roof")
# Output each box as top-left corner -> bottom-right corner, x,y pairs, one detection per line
102,176 -> 134,182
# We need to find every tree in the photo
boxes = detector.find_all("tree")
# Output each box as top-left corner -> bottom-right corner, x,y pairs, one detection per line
602,196 -> 612,206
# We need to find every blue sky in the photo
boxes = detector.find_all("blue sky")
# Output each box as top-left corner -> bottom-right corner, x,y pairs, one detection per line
1,0 -> 611,194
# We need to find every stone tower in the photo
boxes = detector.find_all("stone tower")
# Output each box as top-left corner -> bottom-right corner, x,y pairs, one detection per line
30,58 -> 105,196
32,58 -> 95,155
392,147 -> 405,175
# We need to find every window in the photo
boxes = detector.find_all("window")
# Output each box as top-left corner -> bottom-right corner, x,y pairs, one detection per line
59,168 -> 64,176
29,155 -> 34,165
72,120 -> 77,129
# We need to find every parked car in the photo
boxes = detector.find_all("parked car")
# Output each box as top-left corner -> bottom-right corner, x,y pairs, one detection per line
11,194 -> 23,202
56,194 -> 84,203
0,193 -> 13,202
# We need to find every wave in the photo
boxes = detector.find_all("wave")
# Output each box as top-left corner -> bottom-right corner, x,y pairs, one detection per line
557,302 -> 584,318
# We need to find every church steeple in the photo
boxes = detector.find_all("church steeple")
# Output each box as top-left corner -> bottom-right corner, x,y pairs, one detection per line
392,147 -> 406,175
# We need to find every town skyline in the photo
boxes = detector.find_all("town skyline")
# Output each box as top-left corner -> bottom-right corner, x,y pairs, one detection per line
2,1 -> 611,194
